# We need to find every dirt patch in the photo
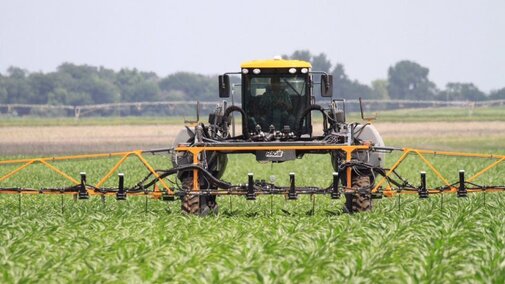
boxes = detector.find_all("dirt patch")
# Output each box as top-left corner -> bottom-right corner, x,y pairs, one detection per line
1,121 -> 503,155
0,125 -> 183,155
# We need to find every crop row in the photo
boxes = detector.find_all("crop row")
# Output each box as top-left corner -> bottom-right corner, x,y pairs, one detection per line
0,192 -> 504,282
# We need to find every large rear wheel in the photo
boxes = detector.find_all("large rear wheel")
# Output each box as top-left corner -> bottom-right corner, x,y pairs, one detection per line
344,175 -> 372,213
181,178 -> 219,216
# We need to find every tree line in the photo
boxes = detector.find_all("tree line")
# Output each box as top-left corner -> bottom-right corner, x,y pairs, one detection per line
282,50 -> 504,101
1,50 -> 504,109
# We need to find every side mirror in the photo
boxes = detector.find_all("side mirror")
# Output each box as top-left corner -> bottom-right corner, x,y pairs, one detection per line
320,74 -> 333,97
218,75 -> 230,98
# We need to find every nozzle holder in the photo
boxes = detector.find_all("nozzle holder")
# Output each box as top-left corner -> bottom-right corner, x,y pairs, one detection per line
331,172 -> 341,199
288,173 -> 297,200
116,173 -> 127,200
246,173 -> 256,200
457,170 -> 467,198
78,172 -> 89,200
162,191 -> 175,201
418,171 -> 428,199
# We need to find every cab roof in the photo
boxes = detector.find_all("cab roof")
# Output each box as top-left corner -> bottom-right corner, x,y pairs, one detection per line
240,59 -> 312,69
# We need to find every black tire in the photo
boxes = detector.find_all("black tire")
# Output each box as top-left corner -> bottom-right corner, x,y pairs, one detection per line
182,193 -> 200,214
351,191 -> 372,213
344,175 -> 372,213
180,178 -> 219,216
181,178 -> 200,214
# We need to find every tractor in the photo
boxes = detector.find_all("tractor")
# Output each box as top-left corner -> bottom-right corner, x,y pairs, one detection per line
1,58 -> 503,212
171,58 -> 385,215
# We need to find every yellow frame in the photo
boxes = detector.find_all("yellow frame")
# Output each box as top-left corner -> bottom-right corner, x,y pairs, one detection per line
1,145 -> 503,197
373,148 -> 505,196
175,144 -> 370,191
0,150 -> 171,197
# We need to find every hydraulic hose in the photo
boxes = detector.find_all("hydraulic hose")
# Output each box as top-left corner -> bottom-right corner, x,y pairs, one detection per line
296,104 -> 328,137
133,164 -> 232,191
222,105 -> 249,139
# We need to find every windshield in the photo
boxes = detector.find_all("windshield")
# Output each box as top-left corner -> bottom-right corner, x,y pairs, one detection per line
243,74 -> 309,133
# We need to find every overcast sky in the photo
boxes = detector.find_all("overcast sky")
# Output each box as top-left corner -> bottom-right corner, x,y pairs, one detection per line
1,0 -> 504,92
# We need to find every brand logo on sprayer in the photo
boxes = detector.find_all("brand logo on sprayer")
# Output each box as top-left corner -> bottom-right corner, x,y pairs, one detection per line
265,150 -> 284,158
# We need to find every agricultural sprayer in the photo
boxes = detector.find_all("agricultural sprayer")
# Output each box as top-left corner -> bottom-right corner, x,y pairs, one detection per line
1,58 -> 504,215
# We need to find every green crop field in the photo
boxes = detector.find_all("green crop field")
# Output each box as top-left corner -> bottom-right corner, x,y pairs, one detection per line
0,193 -> 504,283
1,119 -> 505,282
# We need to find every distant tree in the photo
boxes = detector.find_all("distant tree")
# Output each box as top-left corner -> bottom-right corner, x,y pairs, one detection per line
489,87 -> 505,100
159,90 -> 186,101
139,71 -> 158,81
47,87 -> 69,105
66,91 -> 93,106
438,83 -> 486,101
159,72 -> 216,101
4,67 -> 33,104
7,66 -> 28,79
1,56 -> 497,116
28,72 -> 56,104
57,63 -> 97,80
97,66 -> 117,82
88,78 -> 120,104
371,79 -> 390,100
115,68 -> 144,102
310,53 -> 332,73
331,64 -> 375,99
284,50 -> 312,62
129,80 -> 160,102
0,75 -> 7,103
283,50 -> 332,72
388,60 -> 437,100
56,63 -> 120,104
329,63 -> 348,98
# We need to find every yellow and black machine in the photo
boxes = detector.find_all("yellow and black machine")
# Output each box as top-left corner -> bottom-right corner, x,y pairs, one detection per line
169,58 -> 504,214
1,58 -> 504,215
171,58 -> 385,214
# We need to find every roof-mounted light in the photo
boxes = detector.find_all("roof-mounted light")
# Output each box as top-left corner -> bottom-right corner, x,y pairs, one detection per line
242,68 -> 249,74
289,68 -> 297,74
301,68 -> 308,74
253,68 -> 261,74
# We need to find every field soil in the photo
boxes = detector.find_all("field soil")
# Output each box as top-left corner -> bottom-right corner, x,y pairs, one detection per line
0,125 -> 181,155
1,121 -> 504,155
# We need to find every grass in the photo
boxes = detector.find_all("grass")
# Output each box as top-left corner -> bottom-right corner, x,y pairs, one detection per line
1,106 -> 504,126
1,114 -> 505,282
1,146 -> 504,283
0,193 -> 504,283
386,136 -> 505,154
359,106 -> 505,122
